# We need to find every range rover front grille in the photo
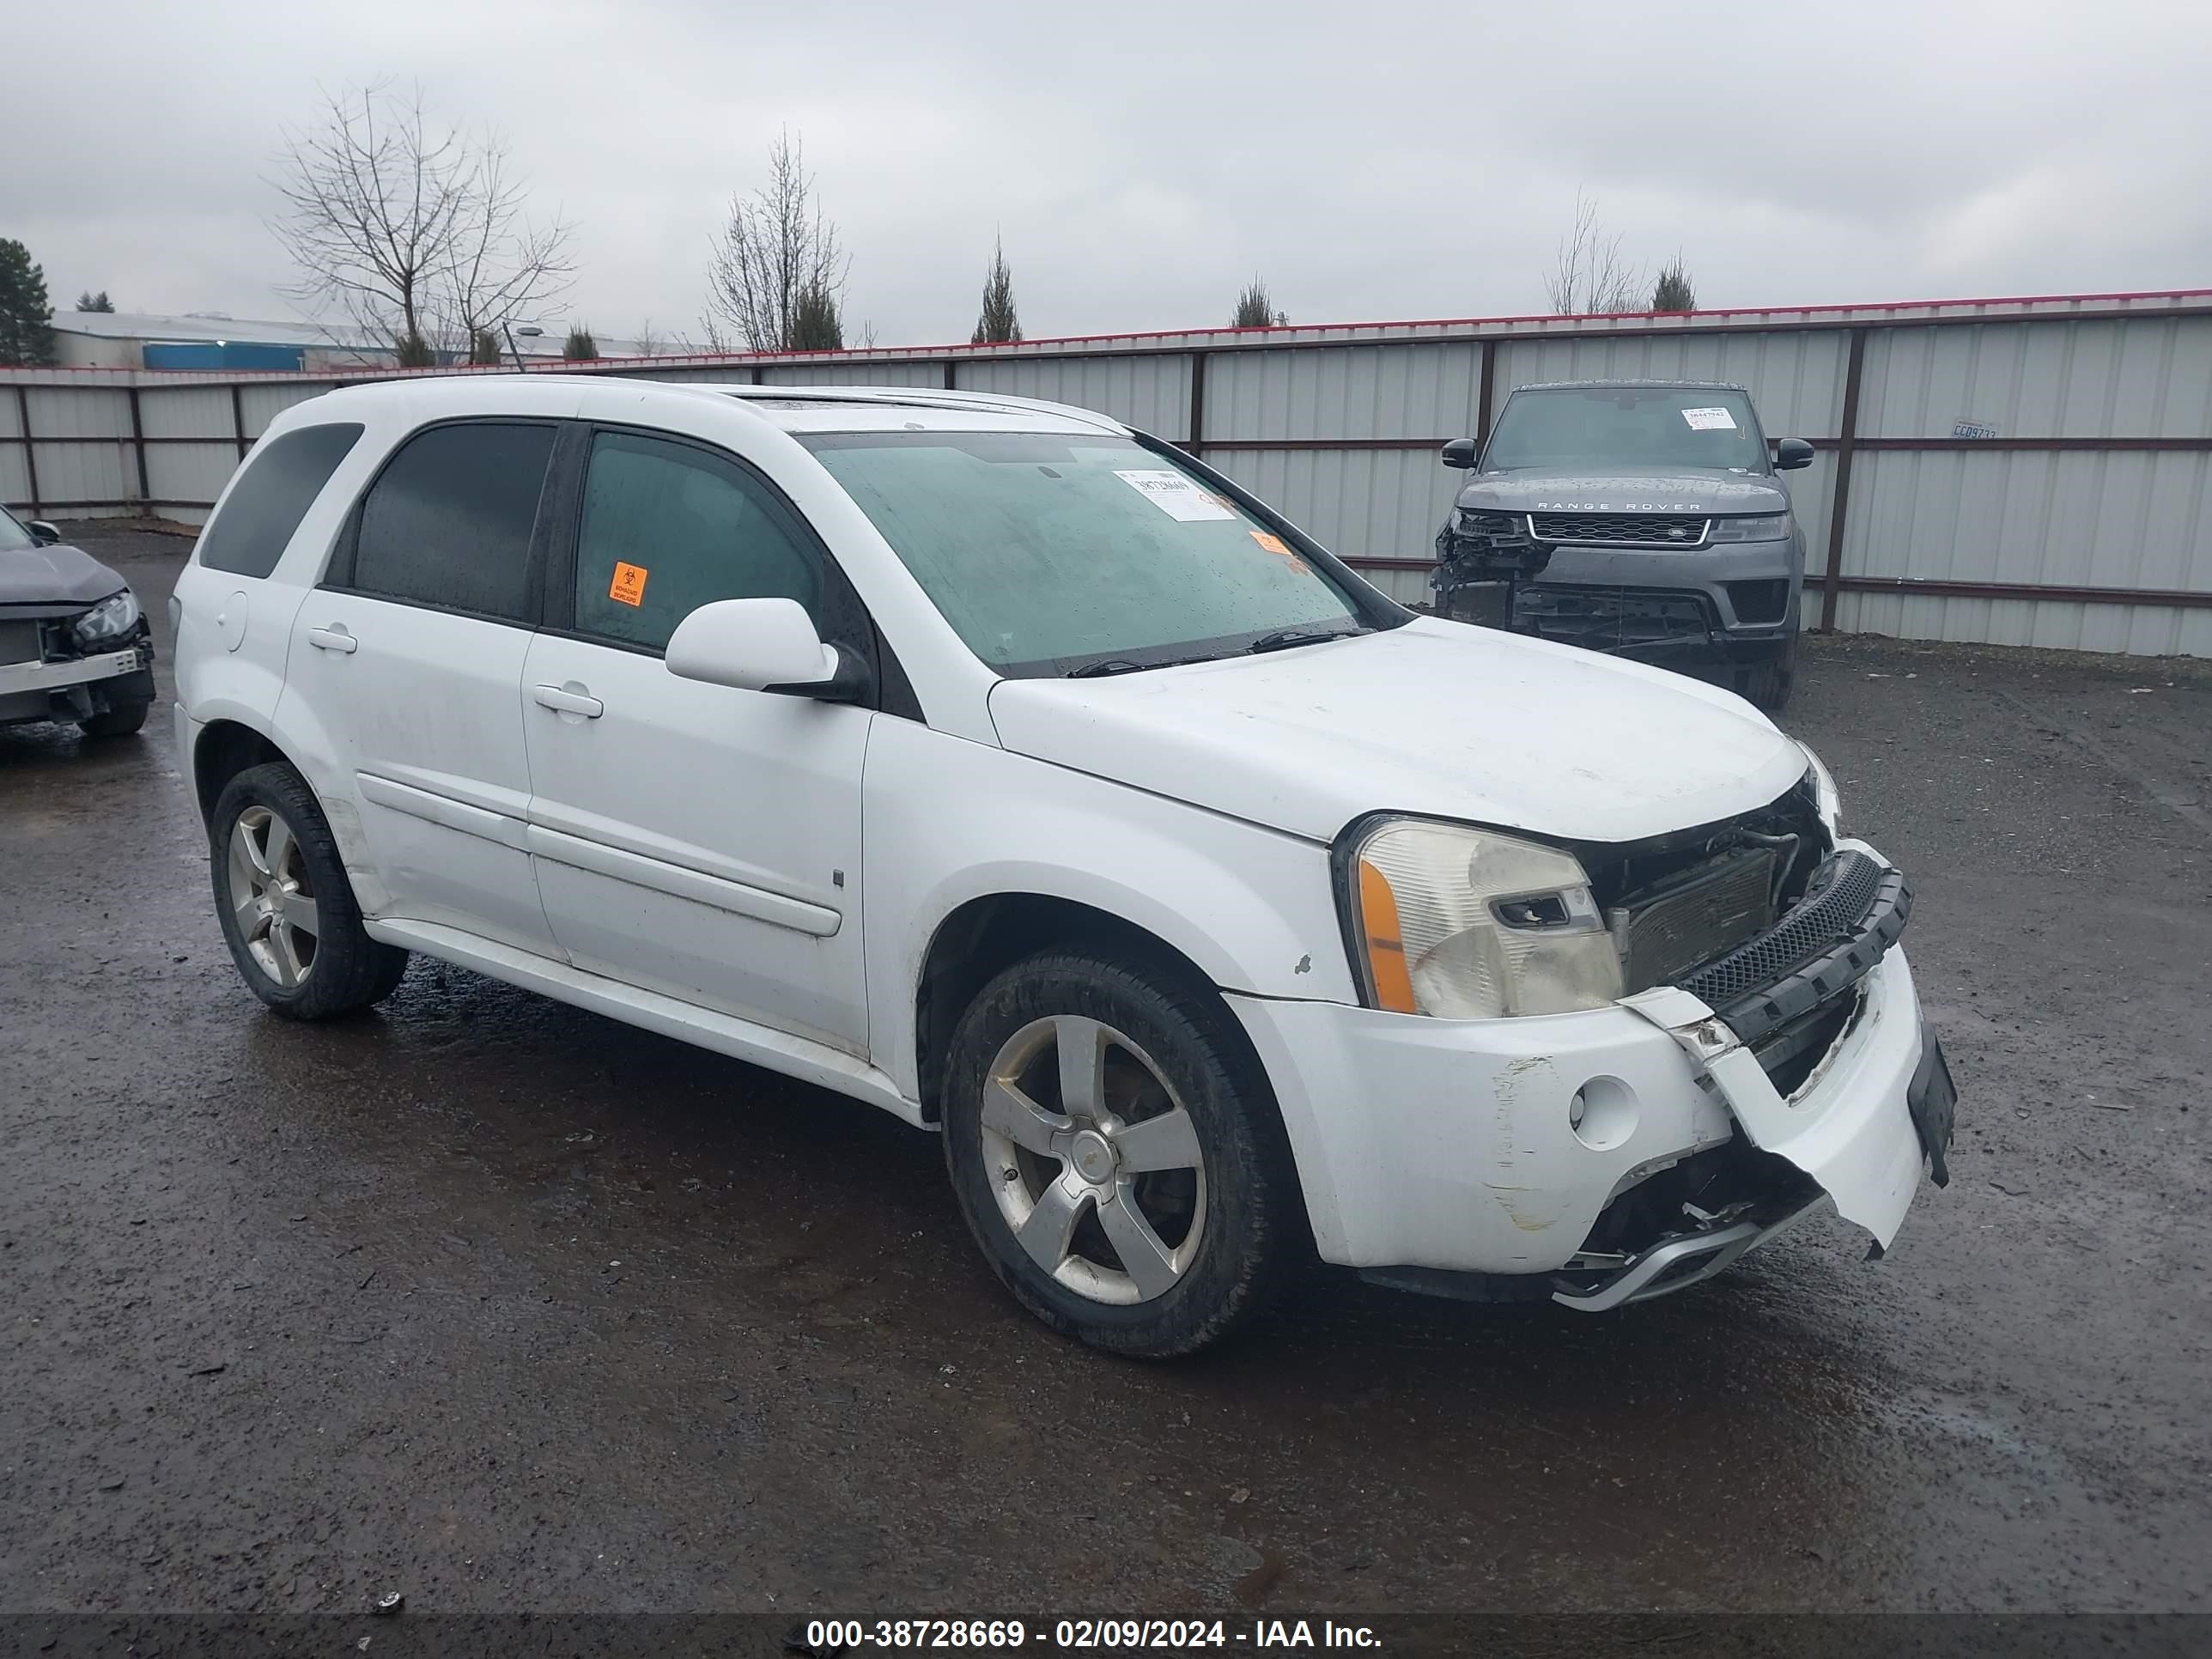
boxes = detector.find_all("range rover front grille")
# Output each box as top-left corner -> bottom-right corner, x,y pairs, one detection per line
1529,513 -> 1711,546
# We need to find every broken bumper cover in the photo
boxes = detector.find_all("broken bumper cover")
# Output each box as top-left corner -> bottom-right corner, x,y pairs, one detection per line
0,641 -> 155,725
1226,837 -> 1947,1291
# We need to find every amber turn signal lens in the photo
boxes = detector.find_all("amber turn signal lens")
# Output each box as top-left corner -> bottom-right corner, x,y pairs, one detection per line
1356,859 -> 1419,1013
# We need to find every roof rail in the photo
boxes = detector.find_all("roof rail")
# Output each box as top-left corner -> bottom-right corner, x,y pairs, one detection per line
684,381 -> 1132,434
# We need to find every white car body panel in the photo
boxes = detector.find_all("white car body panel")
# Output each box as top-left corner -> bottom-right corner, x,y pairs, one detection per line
169,374 -> 1942,1308
518,629 -> 873,1053
988,616 -> 1806,845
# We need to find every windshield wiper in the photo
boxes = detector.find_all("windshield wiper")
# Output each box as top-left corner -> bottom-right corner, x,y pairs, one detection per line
1245,627 -> 1368,654
1063,654 -> 1219,678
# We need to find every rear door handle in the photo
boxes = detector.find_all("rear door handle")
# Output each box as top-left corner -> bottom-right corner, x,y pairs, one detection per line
532,683 -> 604,719
307,624 -> 358,653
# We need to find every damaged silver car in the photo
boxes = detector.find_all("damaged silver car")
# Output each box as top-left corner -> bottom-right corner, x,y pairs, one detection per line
0,506 -> 156,740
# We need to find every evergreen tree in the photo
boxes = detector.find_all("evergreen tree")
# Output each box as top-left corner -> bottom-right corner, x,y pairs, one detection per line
1651,256 -> 1696,313
76,289 -> 115,313
0,240 -> 57,366
1231,276 -> 1286,328
971,236 -> 1021,343
790,280 -> 844,350
469,327 -> 503,365
563,324 -> 599,360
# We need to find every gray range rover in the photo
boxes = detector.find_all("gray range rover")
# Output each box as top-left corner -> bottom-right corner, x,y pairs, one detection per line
1434,380 -> 1815,710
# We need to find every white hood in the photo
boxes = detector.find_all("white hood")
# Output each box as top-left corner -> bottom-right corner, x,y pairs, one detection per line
987,617 -> 1806,846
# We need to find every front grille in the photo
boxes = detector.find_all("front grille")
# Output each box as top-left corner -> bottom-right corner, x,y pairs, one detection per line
1529,513 -> 1710,546
1513,585 -> 1717,649
1680,850 -> 1911,1048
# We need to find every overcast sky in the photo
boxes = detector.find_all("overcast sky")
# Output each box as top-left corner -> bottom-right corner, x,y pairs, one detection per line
9,0 -> 2210,346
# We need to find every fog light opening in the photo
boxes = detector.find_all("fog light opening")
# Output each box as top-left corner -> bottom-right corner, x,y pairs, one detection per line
1570,1076 -> 1638,1151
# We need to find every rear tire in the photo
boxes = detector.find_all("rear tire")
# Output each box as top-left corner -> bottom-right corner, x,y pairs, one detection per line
78,700 -> 149,738
941,947 -> 1298,1357
210,763 -> 410,1019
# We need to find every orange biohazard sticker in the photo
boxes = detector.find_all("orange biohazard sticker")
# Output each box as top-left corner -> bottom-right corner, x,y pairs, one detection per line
1249,531 -> 1291,555
609,561 -> 648,606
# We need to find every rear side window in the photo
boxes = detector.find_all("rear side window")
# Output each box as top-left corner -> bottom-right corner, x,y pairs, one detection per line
570,430 -> 821,652
349,422 -> 556,623
198,422 -> 364,578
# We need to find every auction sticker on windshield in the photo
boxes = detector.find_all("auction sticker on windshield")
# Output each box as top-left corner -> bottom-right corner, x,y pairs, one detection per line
1681,406 -> 1738,430
1115,470 -> 1237,521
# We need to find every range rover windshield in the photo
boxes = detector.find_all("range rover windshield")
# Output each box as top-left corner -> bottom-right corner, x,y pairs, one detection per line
803,431 -> 1376,677
1481,386 -> 1770,474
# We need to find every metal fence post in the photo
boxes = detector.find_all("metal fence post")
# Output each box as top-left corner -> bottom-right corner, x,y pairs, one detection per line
1475,337 -> 1498,445
1819,327 -> 1868,632
127,386 -> 152,508
229,384 -> 250,460
1185,350 -> 1208,453
13,385 -> 39,517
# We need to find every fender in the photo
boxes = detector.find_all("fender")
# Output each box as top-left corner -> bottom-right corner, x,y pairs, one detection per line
860,716 -> 1356,1103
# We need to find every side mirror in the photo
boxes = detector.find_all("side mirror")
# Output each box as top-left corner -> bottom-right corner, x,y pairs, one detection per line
1773,438 -> 1815,471
1440,437 -> 1481,470
27,520 -> 61,544
665,598 -> 871,702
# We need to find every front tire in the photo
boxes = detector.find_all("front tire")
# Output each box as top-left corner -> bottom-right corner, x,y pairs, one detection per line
78,699 -> 149,738
941,948 -> 1297,1356
210,763 -> 409,1019
1745,631 -> 1799,713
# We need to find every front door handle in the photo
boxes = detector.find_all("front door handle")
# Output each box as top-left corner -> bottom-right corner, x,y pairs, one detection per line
307,624 -> 358,653
532,683 -> 604,719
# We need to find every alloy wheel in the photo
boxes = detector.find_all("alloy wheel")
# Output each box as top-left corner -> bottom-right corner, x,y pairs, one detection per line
979,1014 -> 1209,1305
227,804 -> 319,989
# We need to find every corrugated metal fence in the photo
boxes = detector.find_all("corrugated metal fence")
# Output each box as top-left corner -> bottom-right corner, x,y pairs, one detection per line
6,289 -> 2210,656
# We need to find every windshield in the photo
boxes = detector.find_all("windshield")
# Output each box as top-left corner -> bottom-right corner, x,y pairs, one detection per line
1482,386 -> 1770,474
0,506 -> 34,552
802,431 -> 1370,675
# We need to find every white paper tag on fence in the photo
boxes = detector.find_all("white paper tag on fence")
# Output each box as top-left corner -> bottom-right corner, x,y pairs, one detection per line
1115,470 -> 1237,521
1681,406 -> 1737,431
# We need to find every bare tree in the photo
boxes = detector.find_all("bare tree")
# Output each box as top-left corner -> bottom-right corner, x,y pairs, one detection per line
706,130 -> 849,353
631,319 -> 665,357
971,236 -> 1021,343
1232,276 -> 1286,328
434,138 -> 576,355
270,82 -> 573,364
1543,192 -> 1644,315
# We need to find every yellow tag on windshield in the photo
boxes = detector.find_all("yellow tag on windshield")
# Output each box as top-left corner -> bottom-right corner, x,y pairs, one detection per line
1249,532 -> 1290,555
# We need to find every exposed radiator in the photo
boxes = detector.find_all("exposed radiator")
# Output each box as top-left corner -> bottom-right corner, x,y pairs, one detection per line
1609,848 -> 1778,992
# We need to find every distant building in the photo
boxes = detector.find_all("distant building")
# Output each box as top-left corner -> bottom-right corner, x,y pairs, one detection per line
48,312 -> 670,371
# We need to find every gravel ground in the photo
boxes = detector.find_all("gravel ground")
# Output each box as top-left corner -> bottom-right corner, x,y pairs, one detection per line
3,524 -> 2207,1631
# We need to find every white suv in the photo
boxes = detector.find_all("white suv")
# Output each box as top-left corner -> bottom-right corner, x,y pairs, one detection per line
171,375 -> 1955,1355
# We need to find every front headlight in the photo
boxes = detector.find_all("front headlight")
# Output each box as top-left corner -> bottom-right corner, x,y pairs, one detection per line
1343,817 -> 1624,1018
1709,512 -> 1792,543
1452,508 -> 1521,537
72,586 -> 141,648
1796,741 -> 1841,837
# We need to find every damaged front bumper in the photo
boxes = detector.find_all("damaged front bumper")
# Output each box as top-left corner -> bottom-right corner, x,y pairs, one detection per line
1227,836 -> 1954,1303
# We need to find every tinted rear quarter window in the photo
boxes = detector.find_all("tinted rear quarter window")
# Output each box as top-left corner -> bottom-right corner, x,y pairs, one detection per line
349,422 -> 556,622
197,422 -> 364,578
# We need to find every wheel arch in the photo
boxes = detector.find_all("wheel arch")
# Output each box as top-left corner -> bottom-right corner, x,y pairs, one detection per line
915,891 -> 1230,1126
191,717 -> 292,826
